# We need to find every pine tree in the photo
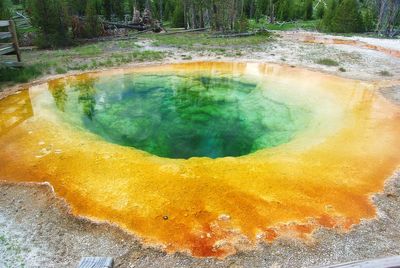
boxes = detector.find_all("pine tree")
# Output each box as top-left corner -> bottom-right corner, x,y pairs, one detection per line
321,0 -> 337,31
331,0 -> 364,32
171,0 -> 184,27
103,0 -> 112,19
362,7 -> 375,32
304,0 -> 313,20
276,0 -> 292,21
84,0 -> 102,38
315,2 -> 325,19
69,0 -> 87,16
103,0 -> 124,20
0,0 -> 11,19
253,0 -> 263,22
29,0 -> 72,48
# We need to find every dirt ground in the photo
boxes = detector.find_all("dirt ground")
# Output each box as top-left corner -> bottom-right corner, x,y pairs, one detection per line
1,31 -> 400,268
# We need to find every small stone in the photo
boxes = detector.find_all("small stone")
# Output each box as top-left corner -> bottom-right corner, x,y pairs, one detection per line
256,233 -> 265,239
218,214 -> 231,221
163,215 -> 168,220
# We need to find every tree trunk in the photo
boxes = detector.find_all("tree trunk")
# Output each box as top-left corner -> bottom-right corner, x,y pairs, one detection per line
250,0 -> 255,18
159,0 -> 163,22
269,0 -> 275,24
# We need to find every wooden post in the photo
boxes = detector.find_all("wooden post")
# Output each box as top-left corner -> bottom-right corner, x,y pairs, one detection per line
8,20 -> 21,62
0,20 -> 22,66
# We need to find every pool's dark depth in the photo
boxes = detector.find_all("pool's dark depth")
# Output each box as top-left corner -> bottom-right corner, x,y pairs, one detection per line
51,73 -> 310,159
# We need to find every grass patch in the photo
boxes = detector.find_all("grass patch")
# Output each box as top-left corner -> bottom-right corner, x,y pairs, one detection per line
379,70 -> 392,77
130,50 -> 166,61
55,66 -> 67,74
249,19 -> 320,31
111,50 -> 165,63
338,67 -> 346,72
71,44 -> 102,57
181,55 -> 193,60
1,40 -> 167,87
315,58 -> 340,66
116,40 -> 141,49
0,64 -> 45,84
149,32 -> 273,49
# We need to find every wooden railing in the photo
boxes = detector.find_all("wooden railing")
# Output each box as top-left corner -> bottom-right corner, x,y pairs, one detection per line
0,20 -> 22,66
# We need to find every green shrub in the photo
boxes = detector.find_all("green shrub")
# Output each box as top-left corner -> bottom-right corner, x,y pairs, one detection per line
0,65 -> 44,83
235,15 -> 249,33
379,70 -> 392,77
316,58 -> 339,66
55,66 -> 67,74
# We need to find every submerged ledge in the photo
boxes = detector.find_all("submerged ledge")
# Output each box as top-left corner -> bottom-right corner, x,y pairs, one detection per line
0,62 -> 400,258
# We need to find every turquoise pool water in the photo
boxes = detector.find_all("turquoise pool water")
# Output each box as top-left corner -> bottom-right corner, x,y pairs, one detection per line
51,72 -> 311,159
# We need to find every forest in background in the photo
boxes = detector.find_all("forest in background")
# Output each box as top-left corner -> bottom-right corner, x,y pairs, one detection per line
0,0 -> 399,48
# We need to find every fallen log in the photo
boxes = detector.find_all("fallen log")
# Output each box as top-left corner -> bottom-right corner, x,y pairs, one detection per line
76,16 -> 147,31
211,32 -> 257,38
75,28 -> 154,44
101,21 -> 149,31
76,35 -> 138,44
160,28 -> 209,35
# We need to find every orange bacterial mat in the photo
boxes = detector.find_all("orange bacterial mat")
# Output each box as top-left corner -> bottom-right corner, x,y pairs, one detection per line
0,62 -> 399,258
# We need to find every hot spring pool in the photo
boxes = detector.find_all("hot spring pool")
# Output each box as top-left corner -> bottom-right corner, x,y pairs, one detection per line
1,62 -> 400,257
51,68 -> 312,159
